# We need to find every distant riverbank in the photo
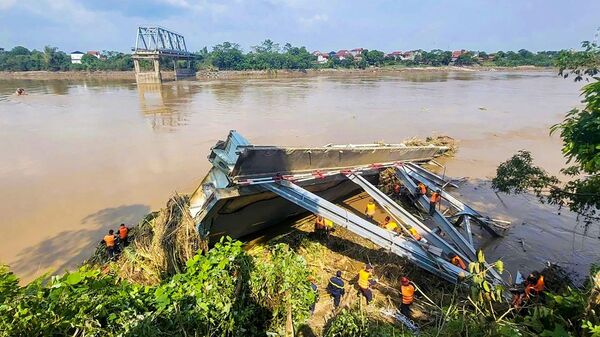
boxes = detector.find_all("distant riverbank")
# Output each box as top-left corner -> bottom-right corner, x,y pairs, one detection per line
0,65 -> 554,81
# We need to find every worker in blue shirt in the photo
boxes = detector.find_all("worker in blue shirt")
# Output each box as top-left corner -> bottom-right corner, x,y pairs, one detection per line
326,270 -> 345,308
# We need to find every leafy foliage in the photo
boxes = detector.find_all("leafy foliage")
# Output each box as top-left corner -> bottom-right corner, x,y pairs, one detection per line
468,251 -> 505,309
0,238 -> 315,337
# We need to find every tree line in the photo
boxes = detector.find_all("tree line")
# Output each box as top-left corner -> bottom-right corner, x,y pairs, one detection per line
0,40 -> 563,72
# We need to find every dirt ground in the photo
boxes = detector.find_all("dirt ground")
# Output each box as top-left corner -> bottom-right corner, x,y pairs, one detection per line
260,200 -> 456,335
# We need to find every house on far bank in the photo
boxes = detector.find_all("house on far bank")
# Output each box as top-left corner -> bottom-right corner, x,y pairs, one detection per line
86,50 -> 101,59
312,51 -> 329,64
451,50 -> 466,62
350,48 -> 364,58
70,51 -> 84,64
336,50 -> 352,60
385,51 -> 404,60
385,50 -> 419,61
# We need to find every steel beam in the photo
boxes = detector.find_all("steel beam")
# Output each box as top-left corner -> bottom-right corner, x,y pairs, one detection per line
395,166 -> 476,260
404,165 -> 502,237
345,172 -> 472,264
262,180 -> 466,284
405,162 -> 458,188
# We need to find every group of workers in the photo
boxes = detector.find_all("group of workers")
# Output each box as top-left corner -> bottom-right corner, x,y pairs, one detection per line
323,264 -> 416,318
101,224 -> 130,260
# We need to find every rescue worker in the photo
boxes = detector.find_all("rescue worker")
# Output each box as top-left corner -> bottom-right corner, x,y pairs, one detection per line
385,219 -> 399,233
407,226 -> 422,241
511,271 -> 545,308
326,270 -> 345,309
380,216 -> 391,228
416,182 -> 427,197
118,223 -> 129,249
429,190 -> 442,216
400,276 -> 415,318
315,215 -> 335,239
365,199 -> 377,219
314,215 -> 326,237
357,264 -> 377,304
448,252 -> 467,270
392,183 -> 402,200
324,218 -> 335,235
103,229 -> 117,260
524,271 -> 545,299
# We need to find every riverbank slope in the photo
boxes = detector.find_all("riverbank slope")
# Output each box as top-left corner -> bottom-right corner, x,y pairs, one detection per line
0,65 -> 552,81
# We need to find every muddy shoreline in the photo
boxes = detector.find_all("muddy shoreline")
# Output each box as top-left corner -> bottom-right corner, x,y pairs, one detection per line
0,65 -> 554,81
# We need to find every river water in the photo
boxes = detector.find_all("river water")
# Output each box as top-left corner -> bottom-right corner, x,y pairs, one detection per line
0,71 -> 597,283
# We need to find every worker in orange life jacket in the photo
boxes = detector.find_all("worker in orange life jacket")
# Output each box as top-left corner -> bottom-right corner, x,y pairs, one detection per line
416,182 -> 427,197
448,252 -> 467,270
400,277 -> 415,318
103,229 -> 117,260
429,190 -> 442,215
118,223 -> 129,249
524,271 -> 545,299
314,215 -> 334,239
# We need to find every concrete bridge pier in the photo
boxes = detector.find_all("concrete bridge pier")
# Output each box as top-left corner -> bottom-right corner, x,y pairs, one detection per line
133,56 -> 162,84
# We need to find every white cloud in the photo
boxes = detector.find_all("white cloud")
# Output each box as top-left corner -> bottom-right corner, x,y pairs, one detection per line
298,13 -> 328,27
0,0 -> 17,10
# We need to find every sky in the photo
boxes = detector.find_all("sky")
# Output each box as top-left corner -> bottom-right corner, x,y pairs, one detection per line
0,0 -> 599,53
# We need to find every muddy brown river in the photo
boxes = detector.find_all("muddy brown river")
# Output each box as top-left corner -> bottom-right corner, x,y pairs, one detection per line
1,70 -> 597,284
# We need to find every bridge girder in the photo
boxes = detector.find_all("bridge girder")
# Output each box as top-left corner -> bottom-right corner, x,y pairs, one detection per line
134,26 -> 195,59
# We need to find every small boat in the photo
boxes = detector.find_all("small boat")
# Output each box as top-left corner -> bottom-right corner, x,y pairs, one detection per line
189,130 -> 448,243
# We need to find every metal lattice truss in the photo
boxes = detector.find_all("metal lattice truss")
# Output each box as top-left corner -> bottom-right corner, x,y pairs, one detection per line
134,26 -> 194,59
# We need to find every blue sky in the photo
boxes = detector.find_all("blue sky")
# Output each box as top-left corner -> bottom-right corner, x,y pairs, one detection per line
0,0 -> 598,53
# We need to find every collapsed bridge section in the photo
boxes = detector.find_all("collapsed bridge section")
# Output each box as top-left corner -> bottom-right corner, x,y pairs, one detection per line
188,131 -> 509,285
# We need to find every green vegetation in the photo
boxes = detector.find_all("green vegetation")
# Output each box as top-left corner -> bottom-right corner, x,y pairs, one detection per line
1,232 -> 598,336
0,41 -> 560,72
493,40 -> 600,221
0,238 -> 315,336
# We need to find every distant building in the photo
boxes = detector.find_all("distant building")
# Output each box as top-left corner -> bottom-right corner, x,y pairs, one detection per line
451,50 -> 466,62
312,51 -> 329,64
401,50 -> 420,61
336,50 -> 352,60
70,51 -> 84,64
385,51 -> 404,60
350,48 -> 364,57
86,50 -> 101,59
385,50 -> 419,61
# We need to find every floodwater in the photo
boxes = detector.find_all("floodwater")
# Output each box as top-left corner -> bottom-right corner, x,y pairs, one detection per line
0,71 -> 597,283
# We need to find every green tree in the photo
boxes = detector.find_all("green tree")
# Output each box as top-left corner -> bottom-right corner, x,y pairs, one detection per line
362,49 -> 385,66
81,53 -> 101,70
455,52 -> 476,66
210,42 -> 245,70
493,40 -> 600,220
